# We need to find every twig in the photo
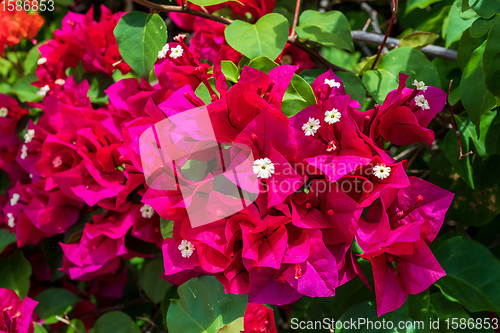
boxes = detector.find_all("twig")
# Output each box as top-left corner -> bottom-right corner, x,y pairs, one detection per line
55,315 -> 82,333
360,2 -> 382,34
291,0 -> 302,38
446,80 -> 473,160
371,0 -> 398,70
351,30 -> 458,61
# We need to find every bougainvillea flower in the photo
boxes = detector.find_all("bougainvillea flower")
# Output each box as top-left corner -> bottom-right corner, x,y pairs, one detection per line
243,303 -> 277,333
0,288 -> 38,333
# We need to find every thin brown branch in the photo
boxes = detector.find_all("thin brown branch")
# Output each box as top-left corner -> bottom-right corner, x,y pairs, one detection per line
446,80 -> 473,160
131,0 -> 352,72
291,0 -> 302,37
370,0 -> 398,70
351,30 -> 457,61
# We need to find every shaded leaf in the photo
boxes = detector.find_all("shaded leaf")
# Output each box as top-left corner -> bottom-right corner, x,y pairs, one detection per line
0,250 -> 31,298
94,311 -> 141,333
35,288 -> 80,324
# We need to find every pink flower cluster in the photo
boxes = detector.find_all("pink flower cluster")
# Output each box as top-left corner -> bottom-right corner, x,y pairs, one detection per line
0,4 -> 454,319
0,289 -> 37,333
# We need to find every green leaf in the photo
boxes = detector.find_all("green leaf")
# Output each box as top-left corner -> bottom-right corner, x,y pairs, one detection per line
322,47 -> 361,71
23,44 -> 42,74
94,311 -> 141,333
160,218 -> 174,239
442,117 -> 474,188
215,317 -> 244,333
34,323 -> 48,333
483,19 -> 500,97
139,259 -> 172,304
469,0 -> 500,18
114,12 -> 167,78
406,0 -> 444,14
430,293 -> 469,321
221,61 -> 240,83
65,319 -> 86,333
470,16 -> 498,37
187,0 -> 241,5
247,56 -> 279,73
35,288 -> 81,324
362,69 -> 398,104
457,28 -> 487,70
224,13 -> 289,60
335,71 -> 366,107
0,229 -> 16,254
443,0 -> 478,47
13,73 -> 41,102
461,41 -> 496,124
433,236 -> 500,313
167,276 -> 247,333
295,10 -> 354,52
0,250 -> 32,298
398,31 -> 440,49
379,47 -> 441,88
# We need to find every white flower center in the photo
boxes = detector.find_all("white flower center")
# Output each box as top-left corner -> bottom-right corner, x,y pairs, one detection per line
178,239 -> 195,258
20,145 -> 28,160
158,44 -> 169,59
37,57 -> 47,65
324,108 -> 341,124
24,129 -> 35,143
170,45 -> 184,59
327,140 -> 337,152
373,164 -> 391,180
324,78 -> 340,88
414,95 -> 430,110
140,204 -> 155,218
7,213 -> 15,228
0,107 -> 8,117
253,157 -> 275,179
10,193 -> 20,206
55,79 -> 65,86
37,85 -> 50,97
412,79 -> 428,91
52,156 -> 63,168
302,117 -> 321,136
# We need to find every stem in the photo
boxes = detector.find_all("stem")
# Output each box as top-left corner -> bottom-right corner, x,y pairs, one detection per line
291,0 -> 302,37
370,0 -> 398,70
446,80 -> 473,160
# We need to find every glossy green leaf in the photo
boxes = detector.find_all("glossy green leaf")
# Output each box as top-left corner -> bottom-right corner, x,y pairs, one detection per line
406,0 -> 444,14
322,47 -> 361,71
461,41 -> 496,124
433,236 -> 500,313
224,13 -> 289,60
114,12 -> 167,78
139,258 -> 172,304
470,16 -> 497,37
362,69 -> 398,104
221,61 -> 240,83
35,288 -> 80,324
398,31 -> 440,49
443,0 -> 478,47
468,0 -> 500,19
94,311 -> 141,333
0,229 -> 16,254
34,323 -> 48,333
0,250 -> 31,298
160,218 -> 174,239
215,317 -> 244,333
167,276 -> 247,333
483,19 -> 500,97
335,71 -> 366,107
457,28 -> 486,70
295,10 -> 354,52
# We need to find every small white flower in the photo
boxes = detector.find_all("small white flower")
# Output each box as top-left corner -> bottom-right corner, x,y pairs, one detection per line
52,156 -> 63,168
373,164 -> 391,180
24,129 -> 35,143
253,158 -> 275,179
140,204 -> 155,219
324,78 -> 340,88
29,174 -> 33,179
55,79 -> 65,86
20,145 -> 28,160
7,213 -> 15,228
170,45 -> 184,59
158,44 -> 169,59
10,193 -> 20,206
37,57 -> 47,65
324,108 -> 341,124
414,95 -> 430,110
0,107 -> 8,117
412,79 -> 428,91
37,85 -> 50,97
178,239 -> 195,258
302,117 -> 321,136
